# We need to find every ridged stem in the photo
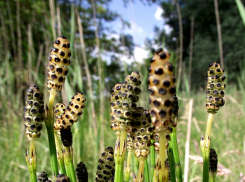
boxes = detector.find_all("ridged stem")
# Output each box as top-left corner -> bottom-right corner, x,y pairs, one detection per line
137,160 -> 145,182
125,150 -> 132,182
115,138 -> 120,182
168,147 -> 176,182
150,140 -> 155,182
64,147 -> 77,182
26,141 -> 37,182
171,126 -> 182,181
144,160 -> 150,182
46,125 -> 59,178
48,89 -> 57,116
153,157 -> 159,182
209,172 -> 216,182
54,132 -> 66,175
159,131 -> 167,181
45,88 -> 58,178
202,113 -> 214,182
118,126 -> 127,182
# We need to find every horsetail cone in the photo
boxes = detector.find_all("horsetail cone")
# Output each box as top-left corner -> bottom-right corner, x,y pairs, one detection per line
148,48 -> 176,132
47,35 -> 71,90
37,171 -> 49,182
206,62 -> 226,113
110,71 -> 141,131
209,148 -> 218,174
55,174 -> 71,182
54,103 -> 66,119
130,107 -> 152,160
54,92 -> 86,130
37,171 -> 52,182
24,85 -> 44,141
60,127 -> 73,147
95,147 -> 115,182
76,162 -> 88,182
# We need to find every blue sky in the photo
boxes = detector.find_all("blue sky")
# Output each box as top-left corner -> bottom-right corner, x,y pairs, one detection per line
108,0 -> 171,63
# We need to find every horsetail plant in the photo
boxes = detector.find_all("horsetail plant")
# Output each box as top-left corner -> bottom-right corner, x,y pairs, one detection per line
110,71 -> 141,182
148,48 -> 176,181
45,35 -> 71,177
24,85 -> 44,182
201,62 -> 226,181
24,35 -> 90,182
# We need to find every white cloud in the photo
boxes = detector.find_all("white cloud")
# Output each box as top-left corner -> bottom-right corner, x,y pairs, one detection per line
134,46 -> 149,63
124,21 -> 146,45
155,7 -> 163,21
164,25 -> 173,34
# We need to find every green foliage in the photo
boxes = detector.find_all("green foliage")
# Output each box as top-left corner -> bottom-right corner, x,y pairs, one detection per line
150,0 -> 245,91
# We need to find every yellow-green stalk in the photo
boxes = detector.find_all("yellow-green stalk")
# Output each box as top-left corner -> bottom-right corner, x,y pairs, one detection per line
24,85 -> 45,182
148,48 -> 176,181
202,62 -> 226,181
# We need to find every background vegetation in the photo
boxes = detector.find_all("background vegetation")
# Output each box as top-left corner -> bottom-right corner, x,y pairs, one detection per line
0,0 -> 245,181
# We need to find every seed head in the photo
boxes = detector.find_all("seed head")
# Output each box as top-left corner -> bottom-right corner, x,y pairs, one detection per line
76,162 -> 88,182
95,147 -> 115,182
206,62 -> 226,113
47,36 -> 71,90
54,92 -> 86,130
37,171 -> 49,182
148,48 -> 176,132
54,103 -> 66,119
54,174 -> 71,182
60,127 -> 73,147
24,85 -> 44,141
209,148 -> 218,173
110,72 -> 141,131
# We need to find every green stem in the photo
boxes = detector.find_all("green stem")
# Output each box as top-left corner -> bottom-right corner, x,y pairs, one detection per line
54,132 -> 66,175
144,160 -> 149,182
115,138 -> 120,182
151,140 -> 155,182
45,88 -> 58,178
168,147 -> 176,182
209,172 -> 216,182
202,113 -> 214,182
171,126 -> 182,181
46,125 -> 59,177
64,147 -> 77,182
118,126 -> 127,182
26,141 -> 37,182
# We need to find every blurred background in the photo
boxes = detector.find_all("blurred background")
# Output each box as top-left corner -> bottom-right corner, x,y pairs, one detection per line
0,0 -> 245,181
